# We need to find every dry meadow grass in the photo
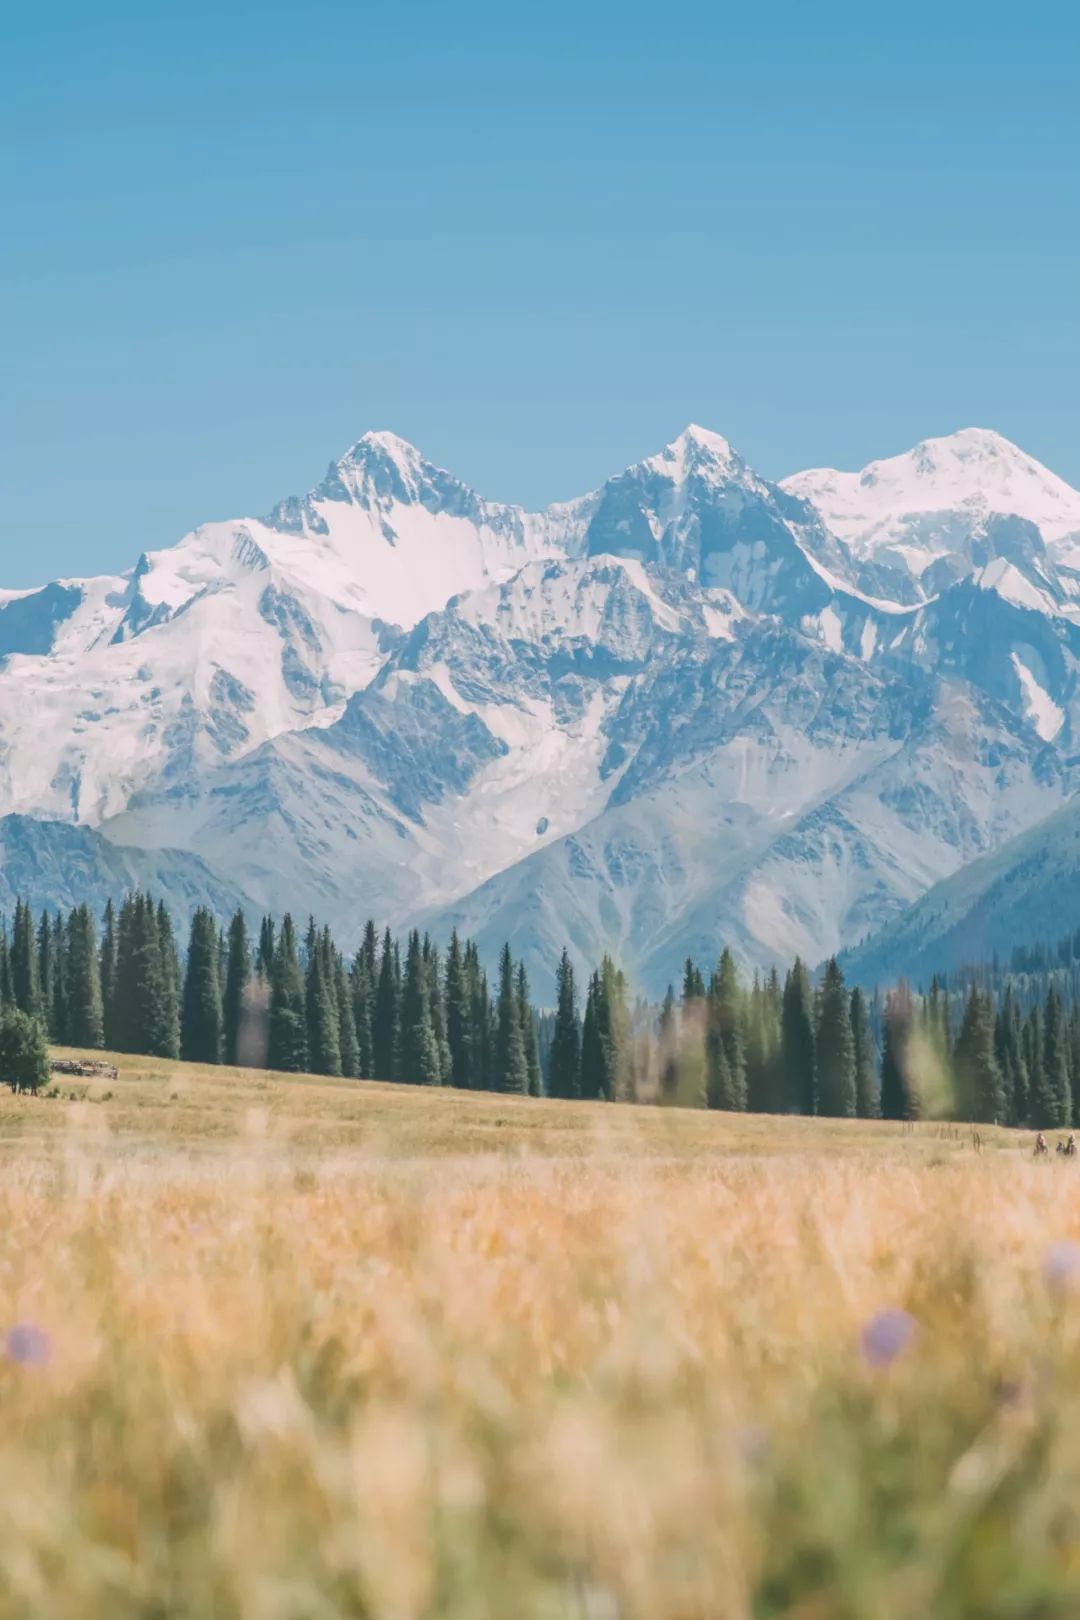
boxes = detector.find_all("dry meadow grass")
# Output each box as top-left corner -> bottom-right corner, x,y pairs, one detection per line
1,1052 -> 1079,1617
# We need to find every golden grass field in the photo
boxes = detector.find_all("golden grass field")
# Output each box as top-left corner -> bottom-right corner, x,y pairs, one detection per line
1,1052 -> 1079,1618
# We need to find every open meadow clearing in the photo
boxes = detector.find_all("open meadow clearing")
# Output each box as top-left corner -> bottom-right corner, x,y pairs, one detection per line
1,1055 -> 1080,1618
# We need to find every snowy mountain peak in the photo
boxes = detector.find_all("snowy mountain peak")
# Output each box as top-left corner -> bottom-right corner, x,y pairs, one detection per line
783,427 -> 1080,609
643,423 -> 742,483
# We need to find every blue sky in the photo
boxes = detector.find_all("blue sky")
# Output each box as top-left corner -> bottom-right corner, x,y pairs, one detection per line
2,0 -> 1077,585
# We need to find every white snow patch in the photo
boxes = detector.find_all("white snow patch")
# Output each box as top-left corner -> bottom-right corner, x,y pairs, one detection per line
1010,652 -> 1064,741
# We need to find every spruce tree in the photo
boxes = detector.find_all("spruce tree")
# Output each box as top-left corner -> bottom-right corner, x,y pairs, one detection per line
10,899 -> 39,1019
156,901 -> 182,1059
816,958 -> 856,1117
222,910 -> 251,1066
400,930 -> 441,1084
425,938 -> 453,1083
880,984 -> 920,1120
255,915 -> 276,981
50,912 -> 68,1044
953,986 -> 1004,1123
494,942 -> 529,1094
444,930 -> 472,1089
780,959 -> 816,1114
548,948 -> 581,1100
335,953 -> 360,1078
850,986 -> 878,1118
707,949 -> 747,1111
268,914 -> 308,1073
181,907 -> 224,1064
1035,986 -> 1072,1128
580,972 -> 605,1100
351,953 -> 374,1078
517,961 -> 542,1097
373,929 -> 400,1082
305,931 -> 342,1077
37,911 -> 55,1039
100,900 -> 118,1049
679,957 -> 708,1110
657,986 -> 678,1103
65,904 -> 104,1049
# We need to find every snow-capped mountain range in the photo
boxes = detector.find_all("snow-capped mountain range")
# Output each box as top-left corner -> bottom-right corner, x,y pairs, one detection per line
6,421 -> 1080,995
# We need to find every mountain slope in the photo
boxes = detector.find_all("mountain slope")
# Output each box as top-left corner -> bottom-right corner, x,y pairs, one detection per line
839,794 -> 1080,988
4,420 -> 1080,992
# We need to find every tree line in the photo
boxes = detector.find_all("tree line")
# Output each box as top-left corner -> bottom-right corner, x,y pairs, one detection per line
2,890 -> 1080,1126
0,895 -> 545,1095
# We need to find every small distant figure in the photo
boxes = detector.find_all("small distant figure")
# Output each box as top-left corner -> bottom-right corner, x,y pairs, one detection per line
1035,1132 -> 1049,1156
1067,1134 -> 1077,1158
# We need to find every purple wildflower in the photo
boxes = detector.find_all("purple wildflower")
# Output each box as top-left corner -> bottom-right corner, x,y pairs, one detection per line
861,1308 -> 916,1367
5,1324 -> 51,1367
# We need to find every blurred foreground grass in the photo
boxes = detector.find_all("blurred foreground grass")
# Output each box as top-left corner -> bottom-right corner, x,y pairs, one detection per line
0,1051 -> 1078,1617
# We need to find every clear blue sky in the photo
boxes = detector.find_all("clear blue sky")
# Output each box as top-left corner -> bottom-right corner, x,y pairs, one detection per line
2,0 -> 1077,586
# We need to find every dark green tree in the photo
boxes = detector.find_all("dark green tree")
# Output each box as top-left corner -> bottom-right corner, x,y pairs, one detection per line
100,900 -> 118,1049
816,958 -> 856,1117
780,959 -> 816,1115
222,910 -> 251,1066
1034,985 -> 1072,1128
268,914 -> 307,1073
494,943 -> 529,1094
10,899 -> 39,1019
517,961 -> 542,1097
181,907 -> 224,1064
850,987 -> 878,1119
0,1008 -> 50,1094
952,986 -> 1005,1123
400,930 -> 441,1085
548,948 -> 581,1100
373,929 -> 400,1082
65,904 -> 104,1049
880,983 -> 920,1120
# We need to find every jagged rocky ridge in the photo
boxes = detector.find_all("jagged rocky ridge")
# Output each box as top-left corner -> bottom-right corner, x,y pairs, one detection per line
5,422 -> 1080,996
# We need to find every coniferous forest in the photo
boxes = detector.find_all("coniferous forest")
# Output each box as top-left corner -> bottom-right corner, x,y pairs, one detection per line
3,891 -> 1080,1127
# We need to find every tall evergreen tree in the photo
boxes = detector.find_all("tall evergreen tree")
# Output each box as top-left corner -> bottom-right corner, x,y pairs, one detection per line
706,949 -> 747,1111
850,986 -> 878,1119
548,948 -> 582,1100
373,929 -> 400,1082
400,930 -> 441,1084
65,904 -> 104,1049
156,901 -> 182,1059
494,942 -> 529,1094
181,907 -> 224,1064
255,915 -> 276,981
50,912 -> 68,1044
425,938 -> 452,1084
780,959 -> 816,1115
268,914 -> 307,1073
305,930 -> 342,1077
334,952 -> 360,1078
10,899 -> 39,1019
37,910 -> 56,1039
517,961 -> 542,1097
222,910 -> 252,1066
1034,985 -> 1072,1128
444,930 -> 472,1089
880,983 -> 920,1120
816,958 -> 856,1117
100,900 -> 118,1049
953,986 -> 1005,1123
351,952 -> 374,1079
